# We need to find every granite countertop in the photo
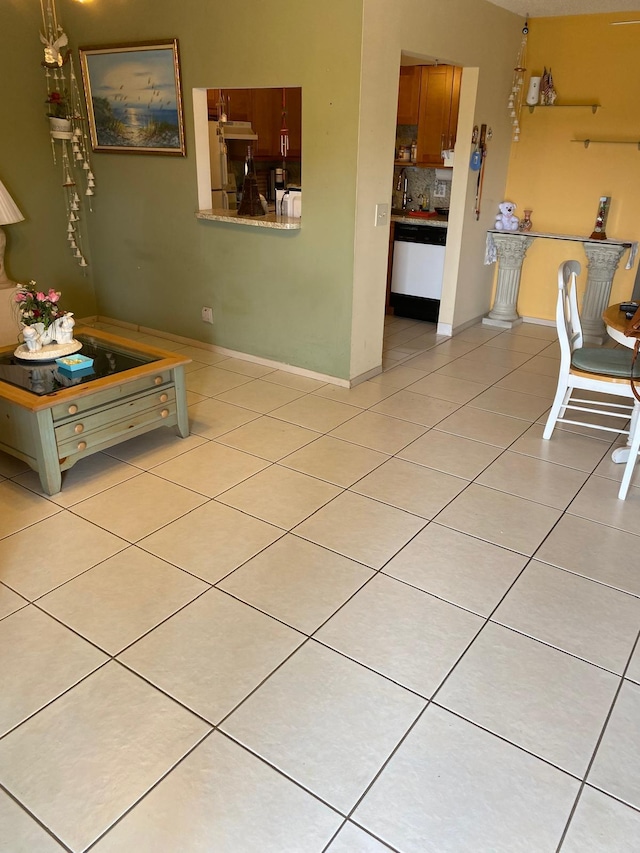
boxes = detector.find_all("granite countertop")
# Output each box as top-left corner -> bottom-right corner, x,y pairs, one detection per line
391,213 -> 448,228
196,209 -> 301,230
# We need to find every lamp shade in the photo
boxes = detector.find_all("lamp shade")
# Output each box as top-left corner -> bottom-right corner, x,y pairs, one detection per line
0,179 -> 24,226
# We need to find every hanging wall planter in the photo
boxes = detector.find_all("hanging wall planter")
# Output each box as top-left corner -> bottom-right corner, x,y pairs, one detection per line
49,116 -> 72,139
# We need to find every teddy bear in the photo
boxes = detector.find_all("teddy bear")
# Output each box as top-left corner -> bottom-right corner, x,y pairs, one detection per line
494,201 -> 520,231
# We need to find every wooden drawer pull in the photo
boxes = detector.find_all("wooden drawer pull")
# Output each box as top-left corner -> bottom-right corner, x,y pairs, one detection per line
74,423 -> 85,434
68,404 -> 78,415
159,393 -> 169,403
154,376 -> 163,386
160,409 -> 169,419
77,440 -> 87,451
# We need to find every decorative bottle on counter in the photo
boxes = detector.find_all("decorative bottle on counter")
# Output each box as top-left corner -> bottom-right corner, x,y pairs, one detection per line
410,140 -> 417,162
519,209 -> 533,231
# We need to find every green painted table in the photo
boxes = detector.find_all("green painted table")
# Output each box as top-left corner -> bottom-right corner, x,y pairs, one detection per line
0,327 -> 191,495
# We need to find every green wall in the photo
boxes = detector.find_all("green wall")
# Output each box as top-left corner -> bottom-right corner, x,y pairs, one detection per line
7,0 -> 363,379
0,1 -> 98,320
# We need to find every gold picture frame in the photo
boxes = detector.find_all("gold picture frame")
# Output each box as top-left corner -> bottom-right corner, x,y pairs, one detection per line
79,39 -> 185,155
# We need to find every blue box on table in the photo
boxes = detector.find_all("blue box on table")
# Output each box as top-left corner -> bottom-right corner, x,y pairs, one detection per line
55,354 -> 95,375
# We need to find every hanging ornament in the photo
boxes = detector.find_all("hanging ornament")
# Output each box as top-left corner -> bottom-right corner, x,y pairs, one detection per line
507,18 -> 529,142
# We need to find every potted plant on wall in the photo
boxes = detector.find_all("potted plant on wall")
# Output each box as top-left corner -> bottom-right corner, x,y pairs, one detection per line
46,90 -> 72,138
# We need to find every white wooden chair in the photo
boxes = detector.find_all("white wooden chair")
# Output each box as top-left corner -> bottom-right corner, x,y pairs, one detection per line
543,260 -> 640,499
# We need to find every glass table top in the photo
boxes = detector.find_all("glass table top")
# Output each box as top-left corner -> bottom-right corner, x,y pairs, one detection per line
0,334 -> 161,397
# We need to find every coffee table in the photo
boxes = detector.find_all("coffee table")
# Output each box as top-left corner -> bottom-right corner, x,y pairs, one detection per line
0,327 -> 191,495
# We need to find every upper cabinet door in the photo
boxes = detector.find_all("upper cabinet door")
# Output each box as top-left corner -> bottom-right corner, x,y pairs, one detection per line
415,65 -> 461,167
397,66 -> 421,125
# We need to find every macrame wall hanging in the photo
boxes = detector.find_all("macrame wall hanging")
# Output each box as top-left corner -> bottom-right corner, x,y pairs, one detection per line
40,0 -> 95,268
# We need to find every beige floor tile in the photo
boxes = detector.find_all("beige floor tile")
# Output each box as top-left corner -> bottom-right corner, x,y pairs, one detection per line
0,482 -> 60,539
497,368 -> 559,398
188,397 -> 259,439
567,475 -> 640,534
476,451 -> 589,510
0,663 -> 210,853
464,346 -> 532,369
397,429 -> 503,480
455,325 -> 504,344
102,429 -> 207,469
326,821 -> 391,852
0,606 -> 108,736
486,333 -> 552,354
135,334 -> 186,351
138,501 -> 283,584
562,785 -> 640,853
589,680 -> 640,810
216,416 -> 318,461
217,379 -> 306,414
14,453 -> 141,507
186,365 -> 254,397
173,346 -> 230,365
435,406 -> 530,448
0,513 -> 127,600
270,394 -> 359,432
510,323 -> 559,341
383,523 -> 527,616
182,359 -> 209,374
217,465 -> 342,529
218,535 -> 374,633
509,423 -> 611,472
312,381 -> 396,409
520,354 -> 563,377
371,390 -> 459,426
436,483 -> 562,556
0,789 -> 66,852
368,365 -> 427,389
0,450 -> 30,477
261,369 -> 328,392
294,491 -> 426,569
211,357 -> 276,378
152,442 -> 269,498
38,547 -> 208,654
221,641 -> 425,813
0,583 -> 28,619
402,350 -> 455,372
329,411 -> 426,454
354,704 -> 578,853
120,589 -> 303,723
91,732 -> 341,853
426,338 -> 479,358
437,622 -> 619,776
406,372 -> 488,404
468,386 -> 551,421
435,359 -> 514,386
493,560 -> 640,673
535,514 -> 640,597
72,473 -> 207,542
317,574 -> 482,697
280,436 -> 387,487
186,389 -> 207,406
351,457 -> 467,519
592,437 -> 637,482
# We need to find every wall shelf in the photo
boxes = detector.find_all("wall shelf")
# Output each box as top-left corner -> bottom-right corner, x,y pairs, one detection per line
572,139 -> 640,149
528,103 -> 599,113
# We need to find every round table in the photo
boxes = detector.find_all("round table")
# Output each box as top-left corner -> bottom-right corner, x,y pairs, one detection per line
602,302 -> 639,463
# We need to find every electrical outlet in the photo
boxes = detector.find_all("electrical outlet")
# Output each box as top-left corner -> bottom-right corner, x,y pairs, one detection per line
434,181 -> 447,199
375,203 -> 389,227
201,306 -> 213,324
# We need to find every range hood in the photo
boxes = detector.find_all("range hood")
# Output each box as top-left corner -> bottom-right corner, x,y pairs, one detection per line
216,120 -> 258,140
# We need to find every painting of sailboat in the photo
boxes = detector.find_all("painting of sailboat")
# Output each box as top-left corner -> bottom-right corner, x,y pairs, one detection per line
79,40 -> 185,155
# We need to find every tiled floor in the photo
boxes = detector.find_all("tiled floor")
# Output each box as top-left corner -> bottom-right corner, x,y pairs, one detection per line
1,315 -> 640,852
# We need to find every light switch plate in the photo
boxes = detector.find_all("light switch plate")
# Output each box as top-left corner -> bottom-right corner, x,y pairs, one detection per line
375,203 -> 389,227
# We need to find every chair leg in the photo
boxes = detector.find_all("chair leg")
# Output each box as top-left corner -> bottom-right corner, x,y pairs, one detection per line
618,413 -> 640,499
543,385 -> 571,440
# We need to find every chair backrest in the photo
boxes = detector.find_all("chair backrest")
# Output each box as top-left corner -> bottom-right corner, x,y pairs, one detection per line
555,260 -> 582,368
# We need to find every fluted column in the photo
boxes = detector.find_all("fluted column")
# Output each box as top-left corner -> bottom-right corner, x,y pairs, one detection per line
581,242 -> 626,345
483,233 -> 535,328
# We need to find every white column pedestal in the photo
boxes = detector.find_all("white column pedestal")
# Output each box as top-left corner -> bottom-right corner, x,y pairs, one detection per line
483,233 -> 534,329
581,241 -> 627,345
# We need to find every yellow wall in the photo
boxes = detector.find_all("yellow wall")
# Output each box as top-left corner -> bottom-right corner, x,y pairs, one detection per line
504,13 -> 640,320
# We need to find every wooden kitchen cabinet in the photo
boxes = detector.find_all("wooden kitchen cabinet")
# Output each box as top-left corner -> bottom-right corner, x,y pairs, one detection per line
207,88 -> 252,122
397,66 -> 421,125
415,65 -> 462,167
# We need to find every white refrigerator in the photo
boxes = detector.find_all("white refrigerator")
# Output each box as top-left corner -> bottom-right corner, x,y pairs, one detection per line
208,121 -> 257,210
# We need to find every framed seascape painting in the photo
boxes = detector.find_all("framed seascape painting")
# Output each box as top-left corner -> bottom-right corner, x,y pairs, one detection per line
79,39 -> 185,155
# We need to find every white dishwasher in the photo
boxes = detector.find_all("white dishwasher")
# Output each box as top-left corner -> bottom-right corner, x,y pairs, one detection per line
390,223 -> 447,322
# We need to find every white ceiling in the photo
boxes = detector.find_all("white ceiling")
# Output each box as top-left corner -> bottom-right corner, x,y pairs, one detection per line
486,0 -> 640,17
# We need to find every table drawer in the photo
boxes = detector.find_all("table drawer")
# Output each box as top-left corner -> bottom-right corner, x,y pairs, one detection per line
55,387 -> 176,444
56,399 -> 177,458
51,370 -> 173,422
